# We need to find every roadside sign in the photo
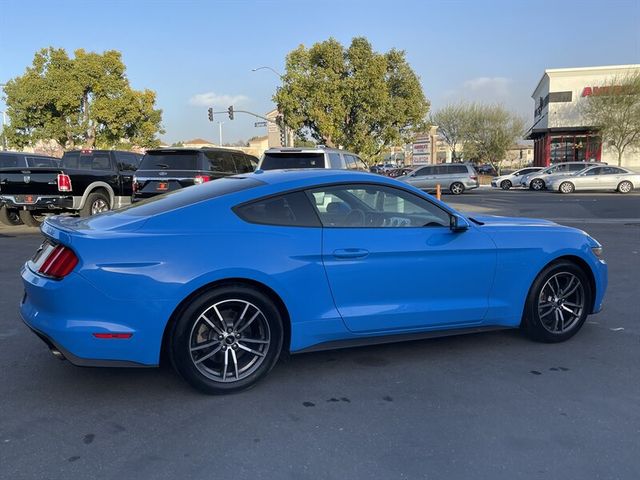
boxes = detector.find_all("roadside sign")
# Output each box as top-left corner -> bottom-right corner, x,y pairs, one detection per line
254,121 -> 267,127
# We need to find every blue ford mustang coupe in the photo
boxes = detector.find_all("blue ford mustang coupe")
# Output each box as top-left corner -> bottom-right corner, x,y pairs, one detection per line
20,170 -> 607,394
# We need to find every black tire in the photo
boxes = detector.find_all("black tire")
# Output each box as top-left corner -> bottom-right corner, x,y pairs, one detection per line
530,178 -> 545,191
521,260 -> 592,343
500,180 -> 512,190
449,182 -> 465,195
559,181 -> 575,194
169,285 -> 284,394
0,206 -> 23,226
79,191 -> 111,217
617,181 -> 633,194
18,210 -> 45,228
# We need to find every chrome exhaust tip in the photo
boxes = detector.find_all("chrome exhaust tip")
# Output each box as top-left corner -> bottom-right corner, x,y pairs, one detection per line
50,349 -> 65,360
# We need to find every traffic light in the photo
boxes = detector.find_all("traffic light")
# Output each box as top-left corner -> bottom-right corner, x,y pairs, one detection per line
228,106 -> 234,120
280,129 -> 286,147
207,107 -> 213,122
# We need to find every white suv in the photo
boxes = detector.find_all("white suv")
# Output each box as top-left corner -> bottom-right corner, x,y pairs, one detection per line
259,147 -> 368,171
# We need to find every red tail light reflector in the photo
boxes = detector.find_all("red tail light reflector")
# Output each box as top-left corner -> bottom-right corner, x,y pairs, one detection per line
38,245 -> 78,279
92,333 -> 133,339
194,175 -> 210,184
57,173 -> 72,192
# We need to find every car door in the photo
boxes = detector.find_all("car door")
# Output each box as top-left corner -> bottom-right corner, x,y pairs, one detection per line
599,167 -> 626,189
116,152 -> 140,197
406,166 -> 434,189
310,183 -> 497,333
577,167 -> 604,189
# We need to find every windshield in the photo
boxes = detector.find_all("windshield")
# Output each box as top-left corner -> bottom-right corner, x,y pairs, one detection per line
261,152 -> 325,170
139,152 -> 199,170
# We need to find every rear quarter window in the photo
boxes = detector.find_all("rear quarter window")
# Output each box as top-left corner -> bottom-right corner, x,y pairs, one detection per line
26,156 -> 58,168
62,152 -> 112,170
234,191 -> 320,227
0,153 -> 21,168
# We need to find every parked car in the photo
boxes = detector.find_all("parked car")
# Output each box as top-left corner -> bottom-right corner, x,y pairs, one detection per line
476,163 -> 497,175
20,169 -> 607,394
521,162 -> 603,191
0,149 -> 142,227
259,146 -> 368,171
491,167 -> 543,190
0,151 -> 60,226
547,165 -> 639,194
133,148 -> 257,202
387,167 -> 414,178
398,163 -> 479,194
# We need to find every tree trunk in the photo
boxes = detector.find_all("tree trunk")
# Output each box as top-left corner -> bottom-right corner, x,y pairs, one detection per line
617,149 -> 623,167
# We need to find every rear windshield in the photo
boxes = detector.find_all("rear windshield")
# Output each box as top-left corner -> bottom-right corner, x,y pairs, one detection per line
119,176 -> 265,216
139,151 -> 199,171
261,152 -> 325,170
62,152 -> 112,170
26,156 -> 58,168
0,153 -> 20,168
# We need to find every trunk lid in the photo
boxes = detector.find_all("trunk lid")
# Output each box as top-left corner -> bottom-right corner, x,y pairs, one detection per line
0,167 -> 63,196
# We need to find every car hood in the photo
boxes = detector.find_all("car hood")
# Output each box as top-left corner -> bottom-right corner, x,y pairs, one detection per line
468,214 -> 557,227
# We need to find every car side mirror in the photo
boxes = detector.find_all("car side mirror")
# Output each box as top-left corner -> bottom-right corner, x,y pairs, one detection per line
450,214 -> 470,232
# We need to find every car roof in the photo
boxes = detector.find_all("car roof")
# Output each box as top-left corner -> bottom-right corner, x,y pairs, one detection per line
248,168 -> 390,187
0,150 -> 58,158
264,147 -> 356,155
146,147 -> 244,154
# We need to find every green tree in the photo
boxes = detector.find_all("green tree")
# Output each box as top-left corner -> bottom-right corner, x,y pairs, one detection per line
430,103 -> 468,162
580,71 -> 640,166
462,103 -> 524,174
2,47 -> 163,150
274,37 -> 429,163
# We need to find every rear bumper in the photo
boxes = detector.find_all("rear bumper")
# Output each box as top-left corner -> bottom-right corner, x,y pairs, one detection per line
1,195 -> 73,211
20,264 -> 171,366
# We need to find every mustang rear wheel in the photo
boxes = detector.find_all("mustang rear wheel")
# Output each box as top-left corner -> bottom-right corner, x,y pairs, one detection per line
521,261 -> 591,343
0,206 -> 23,226
500,180 -> 512,190
170,285 -> 283,394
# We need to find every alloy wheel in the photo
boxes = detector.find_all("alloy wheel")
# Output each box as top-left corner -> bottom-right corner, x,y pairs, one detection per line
531,179 -> 544,190
188,299 -> 271,383
537,272 -> 585,334
91,199 -> 109,215
559,182 -> 574,194
450,182 -> 464,195
618,181 -> 632,193
501,180 -> 512,190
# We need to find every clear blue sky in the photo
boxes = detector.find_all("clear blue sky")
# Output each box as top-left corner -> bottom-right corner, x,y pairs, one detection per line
1,0 -> 639,144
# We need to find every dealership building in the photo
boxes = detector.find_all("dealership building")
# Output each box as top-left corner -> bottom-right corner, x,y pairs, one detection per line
526,64 -> 640,168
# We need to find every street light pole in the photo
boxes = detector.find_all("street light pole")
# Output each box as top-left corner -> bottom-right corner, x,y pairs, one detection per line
250,66 -> 290,147
0,83 -> 7,151
250,66 -> 283,78
218,121 -> 224,146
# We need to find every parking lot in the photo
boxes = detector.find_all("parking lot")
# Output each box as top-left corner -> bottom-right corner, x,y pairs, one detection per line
1,187 -> 639,480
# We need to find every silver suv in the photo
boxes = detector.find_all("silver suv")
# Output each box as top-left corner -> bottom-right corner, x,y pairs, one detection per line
522,161 -> 603,191
398,163 -> 479,195
259,147 -> 368,171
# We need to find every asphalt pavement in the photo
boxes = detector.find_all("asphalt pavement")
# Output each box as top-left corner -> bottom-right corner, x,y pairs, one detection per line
1,188 -> 639,480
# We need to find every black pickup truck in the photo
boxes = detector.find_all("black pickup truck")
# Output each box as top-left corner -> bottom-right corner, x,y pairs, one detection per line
0,149 -> 142,226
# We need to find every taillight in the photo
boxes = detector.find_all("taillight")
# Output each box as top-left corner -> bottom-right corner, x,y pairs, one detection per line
38,245 -> 78,279
57,174 -> 72,192
194,175 -> 210,185
470,175 -> 478,180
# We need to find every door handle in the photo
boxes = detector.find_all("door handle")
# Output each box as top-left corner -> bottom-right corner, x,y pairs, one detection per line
332,248 -> 369,259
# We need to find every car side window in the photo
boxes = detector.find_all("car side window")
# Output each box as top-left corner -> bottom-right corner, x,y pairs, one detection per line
307,184 -> 451,228
344,154 -> 357,170
232,154 -> 252,173
206,151 -> 235,172
328,152 -> 343,168
117,152 -> 140,171
603,167 -> 624,175
569,163 -> 586,171
584,167 -> 603,176
355,157 -> 367,171
90,154 -> 112,170
415,167 -> 432,176
234,191 -> 320,227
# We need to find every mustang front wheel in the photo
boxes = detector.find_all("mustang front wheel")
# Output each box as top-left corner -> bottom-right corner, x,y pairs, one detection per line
170,285 -> 283,394
521,261 -> 591,343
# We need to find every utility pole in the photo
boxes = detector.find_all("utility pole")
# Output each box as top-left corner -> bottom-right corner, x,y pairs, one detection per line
0,83 -> 7,151
218,121 -> 224,146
